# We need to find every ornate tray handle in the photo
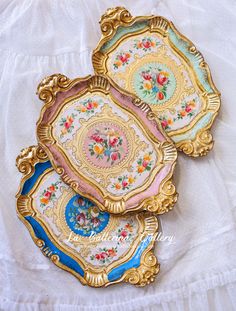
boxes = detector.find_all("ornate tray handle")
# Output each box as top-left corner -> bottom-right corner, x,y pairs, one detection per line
177,129 -> 213,157
100,7 -> 133,37
123,250 -> 159,286
143,177 -> 178,214
37,74 -> 72,104
16,146 -> 47,178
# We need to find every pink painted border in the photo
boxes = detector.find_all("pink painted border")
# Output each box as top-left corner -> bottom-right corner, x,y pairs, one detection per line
126,164 -> 171,209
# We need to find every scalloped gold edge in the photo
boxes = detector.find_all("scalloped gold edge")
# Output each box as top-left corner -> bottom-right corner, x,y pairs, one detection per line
16,145 -> 160,287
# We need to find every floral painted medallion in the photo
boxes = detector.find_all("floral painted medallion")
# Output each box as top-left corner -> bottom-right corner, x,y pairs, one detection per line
92,7 -> 220,157
65,195 -> 110,236
133,62 -> 176,106
83,122 -> 129,168
37,75 -> 177,214
16,146 -> 159,287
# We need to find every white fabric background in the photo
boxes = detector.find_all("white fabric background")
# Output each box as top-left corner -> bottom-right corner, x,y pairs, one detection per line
0,0 -> 236,310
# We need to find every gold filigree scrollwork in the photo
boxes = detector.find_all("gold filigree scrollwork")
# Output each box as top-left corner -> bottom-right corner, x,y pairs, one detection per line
143,177 -> 178,214
37,124 -> 54,144
162,141 -> 178,162
16,196 -> 34,217
124,251 -> 159,286
59,173 -> 80,193
37,74 -> 71,104
51,254 -> 60,263
89,75 -> 110,92
36,238 -> 45,248
104,199 -> 126,214
84,271 -> 108,288
92,51 -> 106,75
177,129 -> 213,157
132,97 -> 152,114
36,240 -> 60,264
188,45 -> 205,65
149,16 -> 169,35
207,93 -> 221,111
100,7 -> 132,37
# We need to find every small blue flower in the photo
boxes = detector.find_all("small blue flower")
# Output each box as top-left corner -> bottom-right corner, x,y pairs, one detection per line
152,86 -> 159,93
104,149 -> 111,156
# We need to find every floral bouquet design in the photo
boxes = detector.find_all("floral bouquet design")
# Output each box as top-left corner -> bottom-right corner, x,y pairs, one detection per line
159,99 -> 197,131
88,127 -> 124,164
76,98 -> 99,114
90,246 -> 118,264
133,37 -> 159,51
113,51 -> 132,69
60,113 -> 76,137
40,181 -> 61,207
139,66 -> 171,102
68,197 -> 108,235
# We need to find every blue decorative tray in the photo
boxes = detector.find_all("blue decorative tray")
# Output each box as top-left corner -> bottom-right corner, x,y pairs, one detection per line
16,145 -> 159,287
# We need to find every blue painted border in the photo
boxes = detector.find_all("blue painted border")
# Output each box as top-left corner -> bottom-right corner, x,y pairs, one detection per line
108,235 -> 152,281
21,161 -> 51,195
25,216 -> 85,277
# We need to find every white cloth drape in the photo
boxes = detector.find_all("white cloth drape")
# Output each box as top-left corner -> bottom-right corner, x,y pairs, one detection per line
0,0 -> 236,310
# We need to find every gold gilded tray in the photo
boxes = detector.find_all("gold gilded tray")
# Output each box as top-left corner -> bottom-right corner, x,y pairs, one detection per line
36,74 -> 177,214
16,146 -> 159,287
92,7 -> 221,157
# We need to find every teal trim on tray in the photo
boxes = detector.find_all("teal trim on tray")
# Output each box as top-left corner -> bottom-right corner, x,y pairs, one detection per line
168,27 -> 214,93
100,21 -> 148,53
172,112 -> 213,143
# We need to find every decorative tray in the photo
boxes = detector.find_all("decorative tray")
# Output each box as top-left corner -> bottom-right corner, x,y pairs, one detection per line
16,146 -> 160,287
92,7 -> 221,157
36,74 -> 177,214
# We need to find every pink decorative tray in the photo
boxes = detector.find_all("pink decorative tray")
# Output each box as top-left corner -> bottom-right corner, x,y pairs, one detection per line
36,74 -> 177,214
